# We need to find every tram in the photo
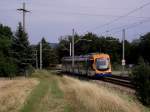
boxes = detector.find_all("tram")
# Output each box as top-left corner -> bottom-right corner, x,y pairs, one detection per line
62,53 -> 112,77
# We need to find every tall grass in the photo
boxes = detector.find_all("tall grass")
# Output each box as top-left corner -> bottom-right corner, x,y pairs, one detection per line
20,70 -> 67,112
0,78 -> 38,112
20,79 -> 49,112
60,76 -> 142,112
19,70 -> 145,112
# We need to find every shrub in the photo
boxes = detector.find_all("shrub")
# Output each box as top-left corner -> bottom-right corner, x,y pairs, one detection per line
131,61 -> 150,106
25,65 -> 35,77
0,57 -> 17,77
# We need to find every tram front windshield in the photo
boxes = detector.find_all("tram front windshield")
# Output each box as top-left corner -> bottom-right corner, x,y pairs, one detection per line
96,58 -> 109,70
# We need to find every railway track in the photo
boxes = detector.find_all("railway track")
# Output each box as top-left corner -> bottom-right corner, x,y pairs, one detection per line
102,75 -> 134,89
55,70 -> 134,89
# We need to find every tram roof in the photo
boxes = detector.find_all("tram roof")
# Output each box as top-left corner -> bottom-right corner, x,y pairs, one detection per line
62,53 -> 109,61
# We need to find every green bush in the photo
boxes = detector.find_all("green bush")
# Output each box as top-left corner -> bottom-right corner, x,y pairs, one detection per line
0,57 -> 17,77
27,64 -> 35,76
131,61 -> 150,106
112,63 -> 121,70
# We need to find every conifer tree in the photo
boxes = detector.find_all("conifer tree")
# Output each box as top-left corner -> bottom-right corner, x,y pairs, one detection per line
0,24 -> 17,77
12,22 -> 33,74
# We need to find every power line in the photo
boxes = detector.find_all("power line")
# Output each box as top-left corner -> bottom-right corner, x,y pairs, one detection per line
86,1 -> 150,32
126,18 -> 150,30
100,17 -> 150,36
103,20 -> 150,41
51,11 -> 150,19
94,19 -> 150,41
131,32 -> 146,38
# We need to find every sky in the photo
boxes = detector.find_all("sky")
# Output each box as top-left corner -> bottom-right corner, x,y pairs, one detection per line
0,0 -> 150,44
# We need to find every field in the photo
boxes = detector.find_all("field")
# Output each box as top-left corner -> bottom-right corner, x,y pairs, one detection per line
0,78 -> 39,112
0,70 -> 149,112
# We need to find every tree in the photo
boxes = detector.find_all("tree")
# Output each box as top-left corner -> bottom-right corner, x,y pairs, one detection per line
0,24 -> 13,56
139,33 -> 150,63
127,39 -> 140,64
56,36 -> 72,63
56,32 -> 150,67
56,32 -> 123,64
37,38 -> 58,68
0,24 -> 17,77
12,22 -> 33,74
77,32 -> 98,55
131,59 -> 150,106
105,37 -> 122,64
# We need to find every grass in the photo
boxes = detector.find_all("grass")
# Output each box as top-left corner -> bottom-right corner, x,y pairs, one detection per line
21,70 -> 149,112
1,70 -> 148,112
60,76 -> 146,112
64,104 -> 73,112
0,78 -> 38,112
51,79 -> 64,98
20,70 -> 71,112
20,79 -> 49,112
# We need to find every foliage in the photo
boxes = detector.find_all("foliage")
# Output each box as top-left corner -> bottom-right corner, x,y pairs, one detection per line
57,32 -> 122,64
1,21 -> 150,77
0,56 -> 17,77
131,59 -> 150,106
139,33 -> 150,63
37,38 -> 58,68
12,22 -> 33,75
57,32 -> 150,66
25,64 -> 35,77
127,39 -> 140,64
56,35 -> 74,63
0,22 -> 35,77
0,24 -> 17,77
0,23 -> 59,76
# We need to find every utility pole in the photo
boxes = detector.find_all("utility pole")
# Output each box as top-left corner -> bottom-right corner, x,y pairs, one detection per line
70,42 -> 72,56
17,2 -> 30,31
40,42 -> 42,69
72,29 -> 75,72
122,29 -> 126,74
35,50 -> 38,69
